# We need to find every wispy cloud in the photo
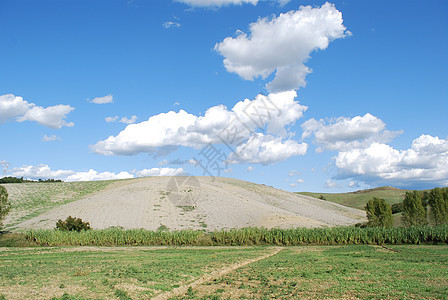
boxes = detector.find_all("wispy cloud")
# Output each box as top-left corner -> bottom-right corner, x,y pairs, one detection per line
42,134 -> 61,142
163,21 -> 181,29
89,94 -> 113,104
105,115 -> 138,124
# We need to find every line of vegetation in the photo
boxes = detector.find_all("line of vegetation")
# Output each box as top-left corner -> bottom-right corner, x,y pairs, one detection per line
24,226 -> 448,247
0,185 -> 11,230
361,187 -> 448,228
0,176 -> 62,183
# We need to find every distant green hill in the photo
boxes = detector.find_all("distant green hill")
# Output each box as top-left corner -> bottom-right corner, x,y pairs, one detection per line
296,186 -> 407,210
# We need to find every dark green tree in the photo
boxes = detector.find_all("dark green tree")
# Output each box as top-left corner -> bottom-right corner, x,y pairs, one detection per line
428,187 -> 448,225
0,185 -> 11,229
56,216 -> 91,232
365,197 -> 393,228
402,191 -> 427,226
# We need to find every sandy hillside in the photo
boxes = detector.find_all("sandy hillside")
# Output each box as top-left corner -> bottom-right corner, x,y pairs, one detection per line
12,176 -> 366,231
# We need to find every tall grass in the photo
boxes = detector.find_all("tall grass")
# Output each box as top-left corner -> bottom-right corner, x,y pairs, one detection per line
25,226 -> 448,246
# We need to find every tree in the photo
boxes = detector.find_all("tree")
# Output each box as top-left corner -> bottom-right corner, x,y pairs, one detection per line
402,191 -> 427,226
365,197 -> 393,228
428,187 -> 448,225
56,216 -> 91,232
0,185 -> 11,229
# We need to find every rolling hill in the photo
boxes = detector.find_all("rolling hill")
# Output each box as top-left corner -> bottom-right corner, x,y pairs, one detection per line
1,177 -> 366,231
296,186 -> 407,210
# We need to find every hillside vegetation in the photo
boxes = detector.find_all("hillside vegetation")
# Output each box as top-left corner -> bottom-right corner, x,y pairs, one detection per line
297,186 -> 407,210
1,180 -> 120,230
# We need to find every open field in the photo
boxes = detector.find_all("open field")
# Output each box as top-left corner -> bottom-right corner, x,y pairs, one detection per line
296,186 -> 407,210
0,245 -> 446,299
1,177 -> 366,231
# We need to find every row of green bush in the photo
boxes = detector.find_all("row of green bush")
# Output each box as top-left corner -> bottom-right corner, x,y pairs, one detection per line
364,187 -> 448,228
26,225 -> 448,246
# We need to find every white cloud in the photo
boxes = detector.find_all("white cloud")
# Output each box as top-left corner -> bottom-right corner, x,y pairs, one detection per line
297,178 -> 304,183
173,102 -> 180,106
176,0 -> 290,7
288,170 -> 296,177
66,170 -> 134,182
334,135 -> 448,188
105,115 -> 138,124
227,133 -> 307,164
176,0 -> 258,7
246,166 -> 253,172
89,94 -> 113,104
134,167 -> 185,177
289,183 -> 297,187
302,113 -> 402,151
17,105 -> 75,129
91,91 -> 307,163
105,116 -> 119,123
10,164 -> 76,180
0,94 -> 74,129
120,115 -> 138,124
215,2 -> 348,92
8,164 -> 185,182
163,21 -> 181,29
325,179 -> 338,188
42,134 -> 61,142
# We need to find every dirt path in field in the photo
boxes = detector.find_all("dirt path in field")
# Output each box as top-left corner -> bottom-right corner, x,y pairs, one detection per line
152,247 -> 284,300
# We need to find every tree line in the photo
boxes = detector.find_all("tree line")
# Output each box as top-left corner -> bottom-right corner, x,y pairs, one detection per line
0,176 -> 63,184
365,187 -> 448,227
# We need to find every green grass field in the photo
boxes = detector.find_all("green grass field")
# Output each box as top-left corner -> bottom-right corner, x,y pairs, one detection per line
296,186 -> 407,210
0,245 -> 446,299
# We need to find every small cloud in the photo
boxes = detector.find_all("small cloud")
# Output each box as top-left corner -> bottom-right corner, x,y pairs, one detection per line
89,94 -> 113,104
325,179 -> 338,188
120,115 -> 138,124
163,21 -> 181,29
158,159 -> 168,166
42,134 -> 61,142
223,168 -> 232,173
105,116 -> 119,123
297,179 -> 304,183
349,181 -> 358,187
173,102 -> 180,106
289,183 -> 297,187
246,166 -> 253,172
288,170 -> 296,177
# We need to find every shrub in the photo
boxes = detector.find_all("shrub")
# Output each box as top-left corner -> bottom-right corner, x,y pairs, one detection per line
0,185 -> 11,229
365,197 -> 393,228
402,191 -> 427,226
56,216 -> 91,232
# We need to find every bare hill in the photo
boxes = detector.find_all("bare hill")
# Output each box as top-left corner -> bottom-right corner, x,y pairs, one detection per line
7,177 -> 366,231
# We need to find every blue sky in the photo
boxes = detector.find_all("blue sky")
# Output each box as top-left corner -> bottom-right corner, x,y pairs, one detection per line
1,0 -> 447,192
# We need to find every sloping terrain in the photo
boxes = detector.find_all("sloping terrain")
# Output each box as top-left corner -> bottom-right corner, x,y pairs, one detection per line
296,186 -> 407,210
4,177 -> 366,231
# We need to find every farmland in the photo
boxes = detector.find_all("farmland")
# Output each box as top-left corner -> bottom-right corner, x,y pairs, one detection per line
0,245 -> 446,299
